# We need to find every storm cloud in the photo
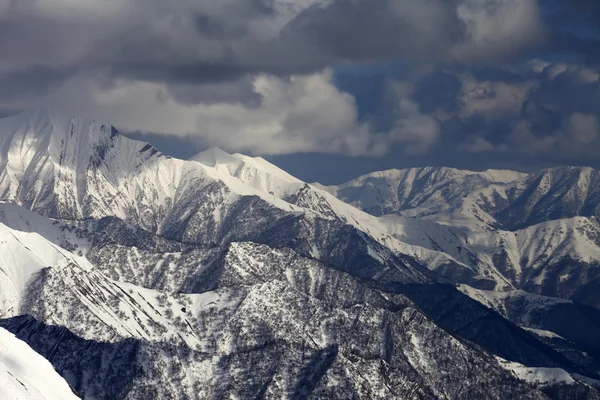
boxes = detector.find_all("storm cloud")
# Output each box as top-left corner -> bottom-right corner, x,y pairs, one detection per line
0,0 -> 599,178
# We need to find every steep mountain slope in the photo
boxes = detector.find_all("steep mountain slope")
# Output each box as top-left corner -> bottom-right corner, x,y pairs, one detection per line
321,165 -> 600,233
1,109 -> 600,399
459,285 -> 600,383
322,165 -> 600,309
191,147 -> 305,199
0,109 -> 468,286
0,108 -> 303,231
471,167 -> 600,230
379,214 -> 600,307
0,222 -> 89,318
0,327 -> 79,400
0,201 -> 592,398
0,221 -> 561,399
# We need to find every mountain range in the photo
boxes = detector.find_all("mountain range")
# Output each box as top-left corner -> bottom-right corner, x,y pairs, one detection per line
1,108 -> 599,399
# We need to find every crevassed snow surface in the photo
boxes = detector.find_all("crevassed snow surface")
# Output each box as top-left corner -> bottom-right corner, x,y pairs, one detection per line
0,327 -> 79,400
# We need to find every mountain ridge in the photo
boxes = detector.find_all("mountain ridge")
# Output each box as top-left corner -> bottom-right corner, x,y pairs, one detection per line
1,109 -> 600,399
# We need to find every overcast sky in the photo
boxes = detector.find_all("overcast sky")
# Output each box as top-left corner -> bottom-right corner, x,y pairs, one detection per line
1,0 -> 600,183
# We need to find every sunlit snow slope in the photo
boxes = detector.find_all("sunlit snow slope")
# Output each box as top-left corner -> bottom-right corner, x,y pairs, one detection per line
0,109 -> 599,399
0,327 -> 79,400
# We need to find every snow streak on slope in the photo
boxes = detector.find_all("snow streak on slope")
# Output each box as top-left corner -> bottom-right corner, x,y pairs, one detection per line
0,222 -> 90,318
0,327 -> 79,400
496,357 -> 575,386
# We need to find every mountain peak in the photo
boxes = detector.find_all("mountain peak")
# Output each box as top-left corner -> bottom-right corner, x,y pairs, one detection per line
0,107 -> 120,145
189,147 -> 239,168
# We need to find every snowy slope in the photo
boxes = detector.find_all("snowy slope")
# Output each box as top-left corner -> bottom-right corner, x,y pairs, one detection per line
2,109 -> 598,303
321,166 -> 600,232
0,218 -> 555,399
0,222 -> 87,318
0,219 -> 236,347
321,163 -> 600,305
496,357 -> 575,386
470,166 -> 600,230
0,108 -> 307,230
460,216 -> 600,303
0,240 -> 555,400
191,147 -> 304,199
379,212 -> 600,301
0,327 -> 79,400
320,167 -> 526,217
0,110 -> 471,283
190,147 -> 485,278
458,284 -> 600,346
0,109 -> 599,399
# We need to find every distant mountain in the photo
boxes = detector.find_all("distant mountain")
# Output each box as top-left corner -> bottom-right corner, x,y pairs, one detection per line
0,109 -> 599,399
322,166 -> 600,309
473,166 -> 600,230
318,167 -> 526,218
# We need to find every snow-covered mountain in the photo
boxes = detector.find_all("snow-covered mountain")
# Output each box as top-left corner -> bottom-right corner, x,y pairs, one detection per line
0,327 -> 79,400
0,211 -> 565,399
0,109 -> 454,285
318,167 -> 526,218
472,166 -> 600,230
323,166 -> 600,307
0,109 -> 599,399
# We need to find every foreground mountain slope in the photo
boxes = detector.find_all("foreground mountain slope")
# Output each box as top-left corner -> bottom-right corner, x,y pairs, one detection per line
0,327 -> 79,400
0,221 -> 561,399
0,201 -> 594,398
0,222 -> 90,318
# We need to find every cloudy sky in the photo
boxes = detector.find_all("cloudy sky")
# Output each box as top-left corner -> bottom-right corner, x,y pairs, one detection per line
1,0 -> 600,183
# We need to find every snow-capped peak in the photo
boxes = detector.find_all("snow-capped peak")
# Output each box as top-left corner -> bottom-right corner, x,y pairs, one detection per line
190,147 -> 303,198
190,147 -> 240,168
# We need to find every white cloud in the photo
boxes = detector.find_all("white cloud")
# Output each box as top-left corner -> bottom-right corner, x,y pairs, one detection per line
454,0 -> 546,61
457,74 -> 537,120
43,70 -> 439,156
389,99 -> 440,155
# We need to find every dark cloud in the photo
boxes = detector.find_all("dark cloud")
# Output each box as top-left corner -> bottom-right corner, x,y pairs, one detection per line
1,0 -> 600,177
166,77 -> 262,107
413,72 -> 462,114
422,61 -> 600,159
0,66 -> 72,102
0,0 -> 547,92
